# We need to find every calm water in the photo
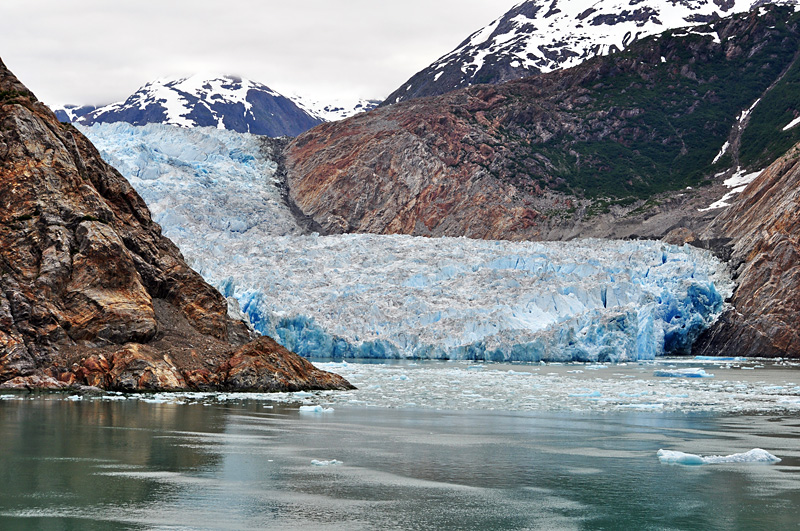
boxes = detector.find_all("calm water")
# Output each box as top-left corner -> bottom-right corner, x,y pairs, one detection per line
1,392 -> 799,530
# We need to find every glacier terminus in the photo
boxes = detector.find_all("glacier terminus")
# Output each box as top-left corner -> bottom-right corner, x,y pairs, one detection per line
82,123 -> 733,362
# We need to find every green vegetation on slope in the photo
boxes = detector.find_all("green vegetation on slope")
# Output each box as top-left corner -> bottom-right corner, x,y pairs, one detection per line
498,6 -> 800,199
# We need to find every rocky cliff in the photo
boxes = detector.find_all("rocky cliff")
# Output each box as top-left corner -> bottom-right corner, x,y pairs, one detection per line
286,6 -> 800,241
694,143 -> 800,358
0,58 -> 353,392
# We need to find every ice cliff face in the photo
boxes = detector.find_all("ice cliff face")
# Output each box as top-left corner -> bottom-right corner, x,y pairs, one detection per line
201,234 -> 731,362
81,123 -> 732,362
385,0 -> 798,104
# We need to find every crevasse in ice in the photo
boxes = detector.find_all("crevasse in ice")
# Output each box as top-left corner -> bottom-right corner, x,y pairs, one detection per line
81,123 -> 733,362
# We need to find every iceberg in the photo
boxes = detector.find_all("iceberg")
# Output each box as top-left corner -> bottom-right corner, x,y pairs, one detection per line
81,123 -> 734,362
654,368 -> 714,378
311,459 -> 342,466
657,449 -> 781,465
298,405 -> 334,414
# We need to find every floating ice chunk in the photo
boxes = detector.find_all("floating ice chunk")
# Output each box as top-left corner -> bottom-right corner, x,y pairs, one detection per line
311,459 -> 342,466
657,449 -> 781,465
694,356 -> 745,361
569,390 -> 602,398
654,368 -> 713,378
298,405 -> 334,414
618,403 -> 664,409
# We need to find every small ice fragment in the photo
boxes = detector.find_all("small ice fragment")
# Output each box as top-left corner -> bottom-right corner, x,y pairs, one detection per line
569,390 -> 602,398
311,459 -> 342,466
299,405 -> 334,413
654,368 -> 713,378
658,448 -> 781,465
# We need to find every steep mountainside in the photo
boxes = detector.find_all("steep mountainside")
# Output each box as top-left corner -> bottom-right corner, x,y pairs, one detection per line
0,59 -> 352,391
385,0 -> 795,105
76,75 -> 323,137
286,5 -> 800,241
695,142 -> 800,358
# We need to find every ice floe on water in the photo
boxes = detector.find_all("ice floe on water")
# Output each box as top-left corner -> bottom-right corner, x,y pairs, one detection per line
657,448 -> 781,465
298,405 -> 334,414
654,368 -> 714,378
15,358 -> 799,415
311,459 -> 343,467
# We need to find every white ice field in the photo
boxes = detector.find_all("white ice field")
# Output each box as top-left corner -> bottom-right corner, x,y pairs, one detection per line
83,123 -> 733,363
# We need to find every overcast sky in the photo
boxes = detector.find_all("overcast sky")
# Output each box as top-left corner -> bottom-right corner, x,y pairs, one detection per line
0,0 -> 517,107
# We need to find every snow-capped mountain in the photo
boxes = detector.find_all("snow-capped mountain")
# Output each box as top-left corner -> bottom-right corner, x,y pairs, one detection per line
385,0 -> 798,104
77,74 -> 324,137
290,94 -> 381,122
51,104 -> 97,123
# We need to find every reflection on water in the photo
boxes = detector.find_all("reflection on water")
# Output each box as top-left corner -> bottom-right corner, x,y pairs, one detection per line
1,398 -> 799,530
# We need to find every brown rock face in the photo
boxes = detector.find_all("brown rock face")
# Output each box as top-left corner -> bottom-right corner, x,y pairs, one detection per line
0,58 -> 353,392
695,144 -> 800,358
287,105 -> 542,240
286,6 -> 800,242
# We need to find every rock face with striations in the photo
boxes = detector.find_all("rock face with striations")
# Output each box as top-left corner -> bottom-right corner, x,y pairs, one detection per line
286,6 -> 800,241
0,58 -> 353,391
694,142 -> 800,358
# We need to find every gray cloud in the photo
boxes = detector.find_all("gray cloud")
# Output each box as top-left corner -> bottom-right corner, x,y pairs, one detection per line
0,0 -> 514,106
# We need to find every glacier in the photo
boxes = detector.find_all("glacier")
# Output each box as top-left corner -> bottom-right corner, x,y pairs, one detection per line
81,123 -> 733,362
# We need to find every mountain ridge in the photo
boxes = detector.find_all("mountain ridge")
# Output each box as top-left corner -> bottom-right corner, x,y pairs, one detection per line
286,5 -> 800,242
73,74 -> 323,137
385,0 -> 798,105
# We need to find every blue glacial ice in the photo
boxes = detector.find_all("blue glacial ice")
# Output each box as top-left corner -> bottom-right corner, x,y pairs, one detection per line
654,368 -> 714,378
191,234 -> 731,362
81,123 -> 733,362
657,449 -> 781,465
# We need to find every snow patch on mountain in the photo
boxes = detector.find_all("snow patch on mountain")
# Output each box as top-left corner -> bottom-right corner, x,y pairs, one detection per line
290,94 -> 381,121
699,168 -> 762,211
